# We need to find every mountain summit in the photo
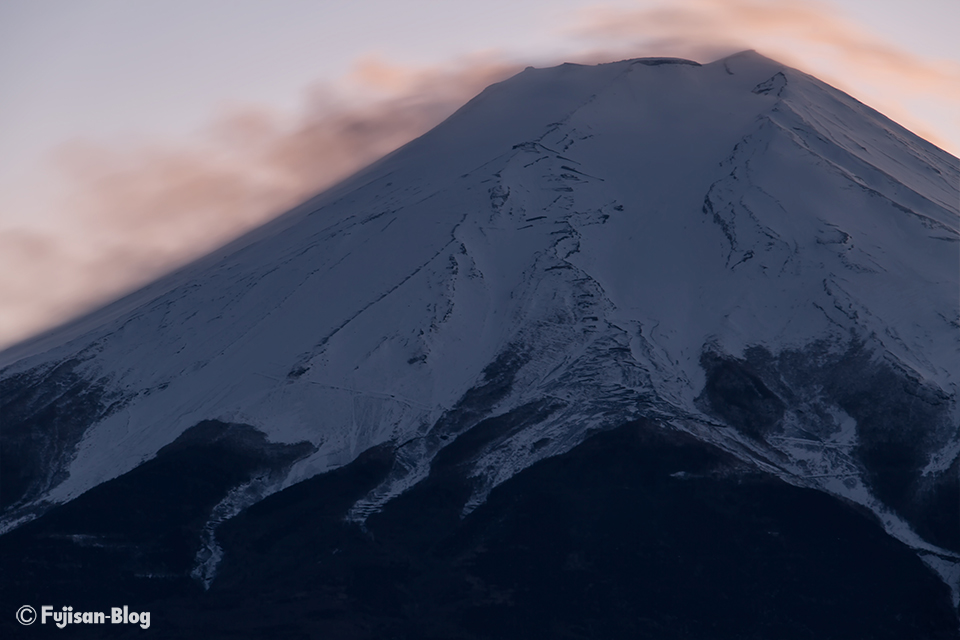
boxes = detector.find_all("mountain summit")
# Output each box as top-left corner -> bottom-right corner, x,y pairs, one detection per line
2,51 -> 958,638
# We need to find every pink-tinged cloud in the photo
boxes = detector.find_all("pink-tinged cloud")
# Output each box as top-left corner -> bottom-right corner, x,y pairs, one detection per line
570,0 -> 960,151
0,57 -> 523,349
56,55 -> 523,258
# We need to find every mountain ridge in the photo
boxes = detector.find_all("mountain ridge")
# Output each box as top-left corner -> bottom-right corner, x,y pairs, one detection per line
1,51 -> 958,626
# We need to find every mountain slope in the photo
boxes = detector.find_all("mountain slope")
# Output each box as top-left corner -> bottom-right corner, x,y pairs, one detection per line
1,51 -> 958,634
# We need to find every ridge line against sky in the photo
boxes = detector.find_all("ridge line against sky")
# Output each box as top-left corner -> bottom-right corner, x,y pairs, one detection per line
0,0 -> 958,351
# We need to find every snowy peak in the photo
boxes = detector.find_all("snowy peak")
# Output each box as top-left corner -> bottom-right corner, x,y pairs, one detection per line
1,53 -> 958,600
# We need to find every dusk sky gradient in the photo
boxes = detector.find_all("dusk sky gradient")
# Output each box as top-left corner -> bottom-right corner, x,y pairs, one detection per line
1,0 -> 958,349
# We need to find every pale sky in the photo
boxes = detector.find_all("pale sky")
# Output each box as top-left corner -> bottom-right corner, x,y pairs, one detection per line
1,0 -> 958,349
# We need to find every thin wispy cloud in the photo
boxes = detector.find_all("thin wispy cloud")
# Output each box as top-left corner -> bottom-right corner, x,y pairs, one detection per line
56,54 -> 522,260
571,0 -> 960,149
0,56 -> 521,349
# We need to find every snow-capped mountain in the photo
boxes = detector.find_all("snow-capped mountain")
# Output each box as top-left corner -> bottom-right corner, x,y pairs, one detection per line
2,51 -> 958,637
